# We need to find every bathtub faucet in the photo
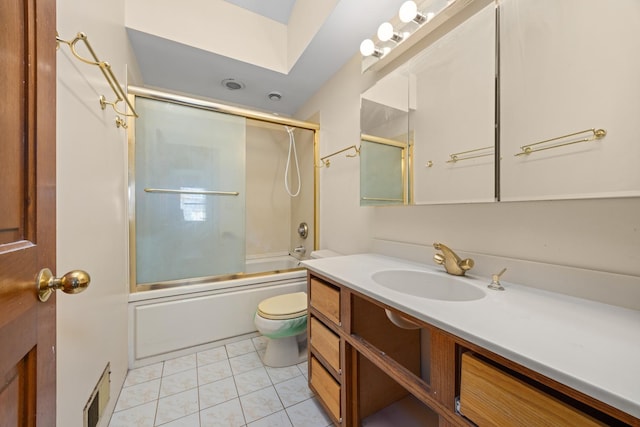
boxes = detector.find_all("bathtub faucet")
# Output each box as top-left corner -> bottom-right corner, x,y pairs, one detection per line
292,246 -> 306,256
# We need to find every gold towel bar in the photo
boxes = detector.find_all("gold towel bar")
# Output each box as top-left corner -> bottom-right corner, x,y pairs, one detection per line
144,188 -> 240,196
318,145 -> 360,168
446,146 -> 494,163
515,128 -> 606,156
57,32 -> 138,128
361,197 -> 405,202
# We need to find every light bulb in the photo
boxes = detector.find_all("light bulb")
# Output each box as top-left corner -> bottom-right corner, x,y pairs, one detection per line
377,22 -> 394,42
399,0 -> 426,24
360,39 -> 376,57
399,1 -> 418,23
378,22 -> 403,43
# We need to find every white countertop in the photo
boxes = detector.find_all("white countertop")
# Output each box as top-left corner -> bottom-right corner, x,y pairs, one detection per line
302,253 -> 640,419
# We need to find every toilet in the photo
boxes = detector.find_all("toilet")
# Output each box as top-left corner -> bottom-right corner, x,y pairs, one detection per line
254,249 -> 341,367
254,292 -> 308,367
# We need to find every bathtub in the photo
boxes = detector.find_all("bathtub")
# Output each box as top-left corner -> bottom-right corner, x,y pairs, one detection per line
128,255 -> 306,368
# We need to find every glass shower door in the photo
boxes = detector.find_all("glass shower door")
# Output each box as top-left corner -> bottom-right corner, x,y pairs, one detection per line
134,98 -> 246,285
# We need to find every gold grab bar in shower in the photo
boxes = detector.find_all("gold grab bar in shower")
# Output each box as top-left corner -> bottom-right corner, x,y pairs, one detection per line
515,128 -> 607,157
446,146 -> 494,163
318,145 -> 360,168
56,32 -> 138,128
144,188 -> 240,196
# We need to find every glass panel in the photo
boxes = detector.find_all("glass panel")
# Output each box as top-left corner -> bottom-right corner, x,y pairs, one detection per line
134,98 -> 246,284
360,139 -> 406,206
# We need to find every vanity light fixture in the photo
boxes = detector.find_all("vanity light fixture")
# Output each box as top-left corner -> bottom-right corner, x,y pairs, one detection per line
377,22 -> 404,43
360,39 -> 384,58
361,0 -> 454,61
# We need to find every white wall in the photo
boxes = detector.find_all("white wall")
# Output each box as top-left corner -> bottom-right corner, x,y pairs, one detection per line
296,56 -> 377,255
56,0 -> 133,425
295,54 -> 640,290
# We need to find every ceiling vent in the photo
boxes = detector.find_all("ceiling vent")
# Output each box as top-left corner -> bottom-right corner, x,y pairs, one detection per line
268,91 -> 282,101
221,78 -> 245,90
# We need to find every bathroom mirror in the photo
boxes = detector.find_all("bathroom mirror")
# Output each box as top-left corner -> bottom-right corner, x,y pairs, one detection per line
359,72 -> 410,206
409,2 -> 496,204
360,135 -> 407,206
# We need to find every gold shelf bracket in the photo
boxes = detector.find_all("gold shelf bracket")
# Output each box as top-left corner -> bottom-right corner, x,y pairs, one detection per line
516,128 -> 606,157
318,145 -> 360,168
57,32 -> 138,128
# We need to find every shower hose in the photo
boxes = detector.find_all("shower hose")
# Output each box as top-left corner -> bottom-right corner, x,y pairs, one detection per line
284,126 -> 301,197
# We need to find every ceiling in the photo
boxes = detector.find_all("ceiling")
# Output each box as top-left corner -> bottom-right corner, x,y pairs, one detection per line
127,0 -> 407,116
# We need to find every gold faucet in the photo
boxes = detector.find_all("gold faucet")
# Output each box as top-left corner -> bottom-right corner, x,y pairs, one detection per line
433,243 -> 474,276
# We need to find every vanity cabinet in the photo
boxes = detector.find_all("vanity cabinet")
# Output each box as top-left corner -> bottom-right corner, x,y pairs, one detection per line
306,270 -> 638,426
499,0 -> 640,201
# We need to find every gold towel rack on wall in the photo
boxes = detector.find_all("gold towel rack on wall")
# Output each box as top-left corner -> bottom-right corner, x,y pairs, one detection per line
515,128 -> 607,157
56,32 -> 138,128
318,145 -> 360,168
445,146 -> 494,164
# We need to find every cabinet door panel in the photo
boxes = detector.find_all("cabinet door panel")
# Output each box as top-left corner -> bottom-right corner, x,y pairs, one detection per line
500,0 -> 640,201
412,4 -> 496,204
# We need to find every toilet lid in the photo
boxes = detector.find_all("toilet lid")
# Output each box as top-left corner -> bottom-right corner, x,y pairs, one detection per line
257,292 -> 307,320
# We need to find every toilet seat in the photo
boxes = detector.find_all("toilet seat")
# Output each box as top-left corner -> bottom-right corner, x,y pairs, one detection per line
257,292 -> 307,320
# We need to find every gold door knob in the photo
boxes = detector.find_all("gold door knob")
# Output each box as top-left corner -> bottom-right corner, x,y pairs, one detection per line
36,268 -> 90,302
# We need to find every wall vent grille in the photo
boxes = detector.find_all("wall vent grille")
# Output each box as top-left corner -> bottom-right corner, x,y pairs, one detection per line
83,363 -> 111,427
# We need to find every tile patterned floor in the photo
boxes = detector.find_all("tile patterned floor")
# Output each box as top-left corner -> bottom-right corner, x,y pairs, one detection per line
108,337 -> 332,427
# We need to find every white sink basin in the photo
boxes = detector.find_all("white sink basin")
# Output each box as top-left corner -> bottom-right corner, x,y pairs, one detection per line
371,269 -> 485,301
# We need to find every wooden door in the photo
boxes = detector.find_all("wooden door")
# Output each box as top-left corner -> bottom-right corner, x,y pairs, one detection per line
0,0 -> 57,425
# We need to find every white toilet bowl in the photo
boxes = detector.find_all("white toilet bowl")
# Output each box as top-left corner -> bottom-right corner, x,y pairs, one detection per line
254,292 -> 308,367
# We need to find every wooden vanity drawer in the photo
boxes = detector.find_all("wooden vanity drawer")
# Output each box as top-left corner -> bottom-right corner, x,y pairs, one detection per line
459,353 -> 604,426
311,356 -> 341,422
310,317 -> 340,372
310,278 -> 341,324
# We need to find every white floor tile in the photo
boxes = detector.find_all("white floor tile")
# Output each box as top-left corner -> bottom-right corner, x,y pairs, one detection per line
234,367 -> 273,396
297,362 -> 308,379
230,352 -> 264,375
199,376 -> 238,410
124,363 -> 164,387
275,376 -> 314,408
115,379 -> 161,412
155,388 -> 199,425
226,338 -> 256,357
111,336 -> 330,427
247,410 -> 293,427
160,368 -> 198,398
197,346 -> 228,367
157,413 -> 200,427
109,401 -> 157,427
200,398 -> 246,427
164,354 -> 197,376
240,386 -> 285,423
198,359 -> 232,385
286,398 -> 332,427
252,336 -> 268,351
265,365 -> 303,385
